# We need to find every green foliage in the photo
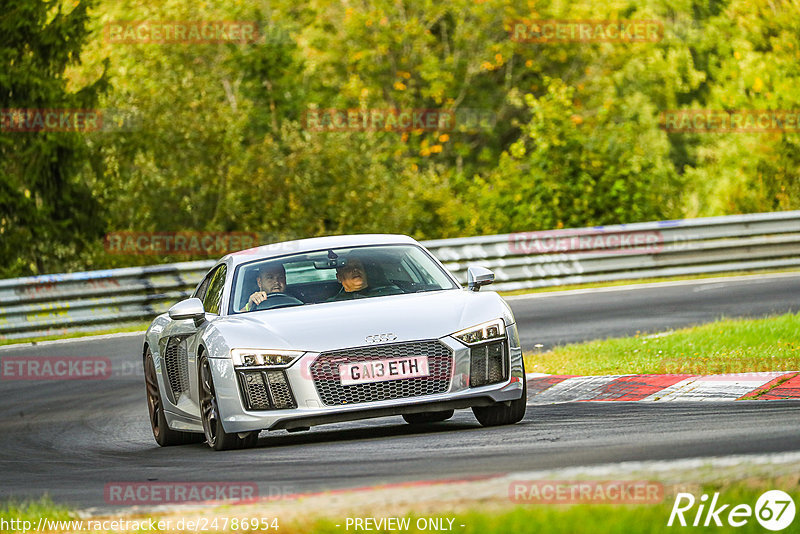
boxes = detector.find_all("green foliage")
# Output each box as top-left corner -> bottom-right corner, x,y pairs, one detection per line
2,0 -> 799,276
0,0 -> 108,276
468,78 -> 680,233
301,480 -> 798,534
0,495 -> 73,523
677,0 -> 800,215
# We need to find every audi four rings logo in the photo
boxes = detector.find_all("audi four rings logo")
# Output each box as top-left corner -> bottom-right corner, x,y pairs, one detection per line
365,333 -> 397,343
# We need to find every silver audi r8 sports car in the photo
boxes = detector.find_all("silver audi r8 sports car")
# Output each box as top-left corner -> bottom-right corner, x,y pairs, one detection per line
143,234 -> 526,450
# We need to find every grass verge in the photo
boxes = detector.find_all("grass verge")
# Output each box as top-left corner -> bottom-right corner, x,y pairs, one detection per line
524,312 -> 800,375
3,479 -> 795,534
0,497 -> 74,529
300,480 -> 797,534
0,323 -> 148,347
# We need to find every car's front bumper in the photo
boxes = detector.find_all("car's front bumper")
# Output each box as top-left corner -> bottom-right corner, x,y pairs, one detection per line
197,330 -> 525,434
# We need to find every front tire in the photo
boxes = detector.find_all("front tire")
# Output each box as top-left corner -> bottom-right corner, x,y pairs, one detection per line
402,410 -> 454,424
472,373 -> 527,427
144,349 -> 204,446
199,356 -> 258,450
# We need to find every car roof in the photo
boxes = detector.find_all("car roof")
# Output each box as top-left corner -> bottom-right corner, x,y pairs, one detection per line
222,234 -> 421,267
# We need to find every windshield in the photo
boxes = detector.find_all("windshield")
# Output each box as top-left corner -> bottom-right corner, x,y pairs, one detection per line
229,244 -> 458,314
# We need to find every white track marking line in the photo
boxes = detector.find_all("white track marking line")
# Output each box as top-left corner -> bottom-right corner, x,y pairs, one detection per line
504,271 -> 800,301
506,450 -> 800,481
0,331 -> 145,351
526,372 -> 796,403
527,375 -> 632,404
643,372 -> 788,402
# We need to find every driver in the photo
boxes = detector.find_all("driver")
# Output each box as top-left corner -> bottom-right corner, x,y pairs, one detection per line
245,264 -> 301,311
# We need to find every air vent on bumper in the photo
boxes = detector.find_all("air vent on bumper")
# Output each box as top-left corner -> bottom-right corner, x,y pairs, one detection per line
238,370 -> 297,410
469,340 -> 508,387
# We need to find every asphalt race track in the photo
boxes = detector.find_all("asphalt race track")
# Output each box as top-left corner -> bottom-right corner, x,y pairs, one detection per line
1,273 -> 799,510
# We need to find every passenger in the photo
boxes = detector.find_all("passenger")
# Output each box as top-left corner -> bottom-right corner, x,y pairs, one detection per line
328,257 -> 403,301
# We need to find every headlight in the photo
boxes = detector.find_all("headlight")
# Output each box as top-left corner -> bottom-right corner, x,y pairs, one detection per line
452,319 -> 506,345
230,349 -> 303,367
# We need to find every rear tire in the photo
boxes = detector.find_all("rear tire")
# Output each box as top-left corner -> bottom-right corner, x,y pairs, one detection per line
199,355 -> 259,450
144,349 -> 204,446
402,410 -> 454,424
472,372 -> 527,427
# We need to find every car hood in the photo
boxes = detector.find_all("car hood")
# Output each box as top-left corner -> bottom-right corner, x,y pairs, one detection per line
209,289 -> 511,353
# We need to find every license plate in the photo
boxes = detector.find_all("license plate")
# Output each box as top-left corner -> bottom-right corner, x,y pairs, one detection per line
339,356 -> 430,385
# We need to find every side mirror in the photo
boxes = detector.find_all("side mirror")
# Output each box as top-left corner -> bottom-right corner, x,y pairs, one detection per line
168,298 -> 206,324
467,266 -> 495,292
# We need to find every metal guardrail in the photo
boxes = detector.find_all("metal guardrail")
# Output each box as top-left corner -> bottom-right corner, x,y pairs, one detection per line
1,211 -> 799,340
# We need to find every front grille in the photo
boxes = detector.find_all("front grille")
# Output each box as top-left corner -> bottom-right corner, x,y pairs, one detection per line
469,341 -> 508,387
164,336 -> 190,402
238,370 -> 297,410
311,341 -> 453,406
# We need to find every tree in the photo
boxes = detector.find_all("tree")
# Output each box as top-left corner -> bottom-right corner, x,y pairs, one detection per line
7,0 -> 798,275
468,78 -> 681,233
0,0 -> 107,276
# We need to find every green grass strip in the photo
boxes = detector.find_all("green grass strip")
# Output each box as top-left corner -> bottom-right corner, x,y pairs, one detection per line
525,312 -> 800,376
295,482 -> 798,534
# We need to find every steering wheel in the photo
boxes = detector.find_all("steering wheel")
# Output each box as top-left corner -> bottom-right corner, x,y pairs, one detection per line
368,285 -> 405,296
254,293 -> 303,311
